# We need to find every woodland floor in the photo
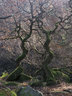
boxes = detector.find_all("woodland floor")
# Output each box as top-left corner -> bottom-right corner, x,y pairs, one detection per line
0,81 -> 72,96
34,82 -> 72,96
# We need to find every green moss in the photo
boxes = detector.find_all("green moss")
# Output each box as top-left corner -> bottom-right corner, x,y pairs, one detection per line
46,77 -> 56,85
6,66 -> 23,81
4,81 -> 18,86
43,68 -> 56,85
0,72 -> 8,79
16,46 -> 28,65
0,88 -> 17,96
52,70 -> 62,79
17,73 -> 32,82
11,90 -> 17,96
29,78 -> 42,87
52,69 -> 70,83
60,68 -> 72,75
46,68 -> 70,85
53,68 -> 60,71
0,89 -> 7,96
62,73 -> 70,82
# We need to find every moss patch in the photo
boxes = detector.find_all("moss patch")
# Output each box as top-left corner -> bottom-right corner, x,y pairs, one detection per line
62,73 -> 70,82
46,78 -> 56,86
0,72 -> 8,79
0,89 -> 7,96
0,88 -> 17,96
45,68 -> 56,85
43,68 -> 70,85
29,78 -> 42,87
52,69 -> 70,83
4,81 -> 18,86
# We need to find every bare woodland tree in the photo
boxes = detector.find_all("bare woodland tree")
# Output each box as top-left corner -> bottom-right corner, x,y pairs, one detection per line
0,0 -> 72,83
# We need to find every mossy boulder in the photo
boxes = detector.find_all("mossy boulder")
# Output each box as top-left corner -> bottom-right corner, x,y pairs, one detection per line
17,86 -> 43,96
6,66 -> 23,81
17,73 -> 32,82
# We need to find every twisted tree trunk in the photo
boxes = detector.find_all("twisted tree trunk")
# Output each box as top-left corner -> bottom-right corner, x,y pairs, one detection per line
16,41 -> 28,66
16,21 -> 33,66
42,30 -> 54,83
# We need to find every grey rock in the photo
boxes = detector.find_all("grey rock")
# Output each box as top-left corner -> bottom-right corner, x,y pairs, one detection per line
63,89 -> 72,93
17,86 -> 43,96
0,48 -> 16,75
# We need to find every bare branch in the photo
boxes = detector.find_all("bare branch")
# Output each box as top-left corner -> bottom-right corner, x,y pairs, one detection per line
0,15 -> 12,19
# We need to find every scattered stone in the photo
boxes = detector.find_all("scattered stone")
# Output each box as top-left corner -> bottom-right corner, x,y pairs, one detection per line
17,86 -> 43,96
63,89 -> 72,93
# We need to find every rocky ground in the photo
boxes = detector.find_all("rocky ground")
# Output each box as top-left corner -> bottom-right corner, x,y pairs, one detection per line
34,82 -> 72,96
0,80 -> 72,96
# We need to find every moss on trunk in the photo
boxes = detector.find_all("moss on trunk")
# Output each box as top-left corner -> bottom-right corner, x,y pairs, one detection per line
6,66 -> 23,81
17,73 -> 32,82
